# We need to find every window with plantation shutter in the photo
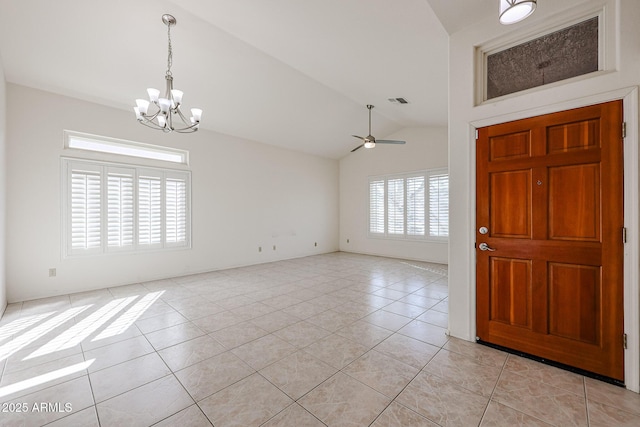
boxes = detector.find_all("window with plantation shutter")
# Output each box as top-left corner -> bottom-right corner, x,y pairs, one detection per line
165,177 -> 187,245
63,158 -> 190,257
387,178 -> 405,235
406,176 -> 425,236
107,168 -> 134,249
428,173 -> 449,238
69,165 -> 102,254
369,180 -> 385,234
368,169 -> 447,241
138,172 -> 162,247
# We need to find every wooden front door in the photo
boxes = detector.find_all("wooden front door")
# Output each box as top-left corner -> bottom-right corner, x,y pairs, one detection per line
476,100 -> 624,381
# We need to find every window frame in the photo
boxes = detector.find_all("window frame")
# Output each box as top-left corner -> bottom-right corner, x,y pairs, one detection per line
367,168 -> 448,243
62,157 -> 191,258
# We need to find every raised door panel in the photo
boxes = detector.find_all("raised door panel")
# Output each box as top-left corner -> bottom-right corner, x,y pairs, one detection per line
490,131 -> 531,161
490,170 -> 531,238
548,263 -> 601,345
547,119 -> 600,154
490,258 -> 532,328
549,164 -> 600,241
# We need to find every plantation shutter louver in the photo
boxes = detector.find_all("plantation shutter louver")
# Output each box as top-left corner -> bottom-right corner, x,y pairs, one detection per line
369,180 -> 385,234
70,166 -> 102,253
138,173 -> 162,246
165,177 -> 187,244
406,176 -> 425,236
429,173 -> 449,237
107,168 -> 134,249
387,178 -> 405,235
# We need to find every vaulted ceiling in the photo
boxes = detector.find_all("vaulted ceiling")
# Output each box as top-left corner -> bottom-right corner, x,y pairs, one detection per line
0,0 -> 495,158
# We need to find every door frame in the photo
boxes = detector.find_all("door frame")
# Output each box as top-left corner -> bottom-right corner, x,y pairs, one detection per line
470,87 -> 639,392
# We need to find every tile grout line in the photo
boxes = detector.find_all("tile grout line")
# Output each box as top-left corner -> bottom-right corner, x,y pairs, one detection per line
583,376 -> 591,427
366,343 -> 449,426
475,348 -> 510,426
482,354 -> 563,426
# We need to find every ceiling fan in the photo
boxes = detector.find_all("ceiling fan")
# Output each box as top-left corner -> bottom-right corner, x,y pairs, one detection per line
351,104 -> 406,152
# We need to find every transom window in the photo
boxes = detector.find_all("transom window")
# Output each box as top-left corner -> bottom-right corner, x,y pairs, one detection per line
65,130 -> 188,164
369,169 -> 448,241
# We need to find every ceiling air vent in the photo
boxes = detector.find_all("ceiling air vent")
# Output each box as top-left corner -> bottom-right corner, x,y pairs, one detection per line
388,97 -> 409,104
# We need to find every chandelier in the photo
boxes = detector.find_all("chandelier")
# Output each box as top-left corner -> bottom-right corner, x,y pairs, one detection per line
499,0 -> 537,25
134,14 -> 202,133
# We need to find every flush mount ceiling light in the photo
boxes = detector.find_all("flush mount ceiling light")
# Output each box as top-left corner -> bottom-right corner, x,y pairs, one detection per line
134,14 -> 202,133
499,0 -> 537,25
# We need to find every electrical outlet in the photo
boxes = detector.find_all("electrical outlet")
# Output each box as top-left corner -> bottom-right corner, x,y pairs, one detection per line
49,268 -> 56,277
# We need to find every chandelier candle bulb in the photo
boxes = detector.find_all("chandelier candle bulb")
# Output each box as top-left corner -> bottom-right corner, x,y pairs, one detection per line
136,99 -> 150,115
171,90 -> 183,105
158,98 -> 171,113
133,14 -> 203,133
147,88 -> 160,102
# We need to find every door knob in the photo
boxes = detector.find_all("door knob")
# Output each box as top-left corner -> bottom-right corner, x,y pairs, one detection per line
478,242 -> 496,251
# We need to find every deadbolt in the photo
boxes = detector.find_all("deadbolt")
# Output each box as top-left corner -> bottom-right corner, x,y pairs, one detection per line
479,227 -> 488,235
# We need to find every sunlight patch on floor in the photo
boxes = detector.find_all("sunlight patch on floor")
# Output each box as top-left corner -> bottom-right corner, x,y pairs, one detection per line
25,296 -> 138,360
0,312 -> 56,343
0,359 -> 95,398
92,291 -> 165,341
0,306 -> 91,362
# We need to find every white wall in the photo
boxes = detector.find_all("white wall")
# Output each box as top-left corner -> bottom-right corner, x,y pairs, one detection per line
0,57 -> 6,315
339,126 -> 448,263
5,84 -> 339,302
448,0 -> 640,390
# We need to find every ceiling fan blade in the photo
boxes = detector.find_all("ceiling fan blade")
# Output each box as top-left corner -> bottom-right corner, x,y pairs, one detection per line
376,140 -> 406,144
351,144 -> 365,152
352,135 -> 365,141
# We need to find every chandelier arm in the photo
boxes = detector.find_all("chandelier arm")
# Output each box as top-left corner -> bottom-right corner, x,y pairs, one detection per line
171,108 -> 199,132
142,103 -> 199,133
172,122 -> 200,133
138,119 -> 166,131
141,116 -> 198,133
174,107 -> 193,125
143,109 -> 162,121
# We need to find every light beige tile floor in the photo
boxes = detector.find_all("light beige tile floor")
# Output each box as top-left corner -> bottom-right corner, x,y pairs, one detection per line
0,252 -> 639,426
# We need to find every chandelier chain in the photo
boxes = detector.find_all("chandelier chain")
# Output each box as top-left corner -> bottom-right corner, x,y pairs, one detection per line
166,23 -> 173,76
